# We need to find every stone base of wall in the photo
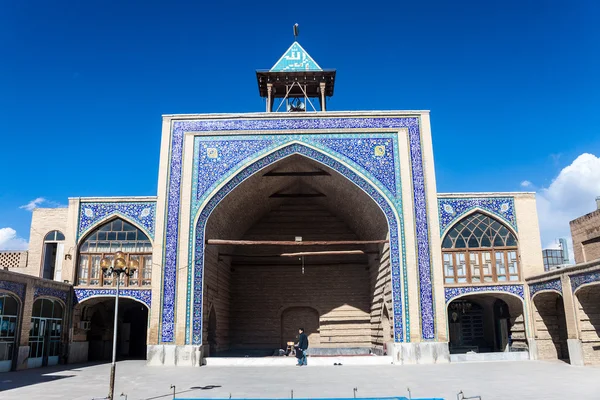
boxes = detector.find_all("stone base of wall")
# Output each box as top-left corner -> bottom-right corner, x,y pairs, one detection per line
68,341 -> 89,364
567,338 -> 585,366
388,342 -> 450,365
450,351 -> 529,363
16,346 -> 30,370
147,345 -> 203,367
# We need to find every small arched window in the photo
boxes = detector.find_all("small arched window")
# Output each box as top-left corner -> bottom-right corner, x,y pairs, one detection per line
44,231 -> 65,242
442,212 -> 519,284
77,218 -> 152,288
41,231 -> 65,280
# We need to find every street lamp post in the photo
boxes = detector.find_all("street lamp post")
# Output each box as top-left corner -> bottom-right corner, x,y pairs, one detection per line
100,251 -> 138,400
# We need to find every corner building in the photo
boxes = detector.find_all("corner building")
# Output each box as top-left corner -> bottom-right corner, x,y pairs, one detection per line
8,41 -> 594,370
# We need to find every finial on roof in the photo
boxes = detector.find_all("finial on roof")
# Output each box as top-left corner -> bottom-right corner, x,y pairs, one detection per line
293,23 -> 299,41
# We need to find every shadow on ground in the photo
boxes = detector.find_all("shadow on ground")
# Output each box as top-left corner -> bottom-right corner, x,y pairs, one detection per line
0,362 -> 107,392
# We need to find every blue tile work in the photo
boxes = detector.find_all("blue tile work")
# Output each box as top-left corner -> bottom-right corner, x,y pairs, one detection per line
445,285 -> 525,303
189,143 -> 404,345
529,279 -> 562,297
313,137 -> 398,196
78,201 -> 156,240
571,271 -> 600,293
74,288 -> 152,308
270,41 -> 322,72
438,197 -> 516,235
34,286 -> 69,303
161,116 -> 435,344
0,281 -> 25,302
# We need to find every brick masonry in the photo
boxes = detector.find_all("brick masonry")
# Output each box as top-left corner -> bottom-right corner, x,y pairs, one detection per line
570,208 -> 600,264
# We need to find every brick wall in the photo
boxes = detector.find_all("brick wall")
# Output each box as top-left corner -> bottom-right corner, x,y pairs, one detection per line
533,292 -> 568,360
369,242 -> 393,352
575,285 -> 600,365
24,208 -> 68,278
570,209 -> 600,264
204,200 -> 376,351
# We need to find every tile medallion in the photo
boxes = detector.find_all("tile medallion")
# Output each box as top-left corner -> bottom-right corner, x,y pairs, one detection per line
445,284 -> 525,303
529,279 -> 562,297
161,116 -> 435,344
78,201 -> 156,240
34,286 -> 69,303
571,271 -> 600,293
438,197 -> 516,235
74,288 -> 152,308
0,281 -> 25,302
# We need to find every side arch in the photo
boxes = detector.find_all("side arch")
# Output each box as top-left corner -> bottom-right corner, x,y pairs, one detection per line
185,141 -> 405,345
573,280 -> 600,296
77,214 -> 154,246
440,207 -> 519,240
531,289 -> 563,300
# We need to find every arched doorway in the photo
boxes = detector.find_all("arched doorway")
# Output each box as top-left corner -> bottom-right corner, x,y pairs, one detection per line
199,153 -> 391,357
28,298 -> 64,368
80,297 -> 149,361
532,292 -> 569,362
0,293 -> 19,372
447,293 -> 526,354
575,284 -> 600,365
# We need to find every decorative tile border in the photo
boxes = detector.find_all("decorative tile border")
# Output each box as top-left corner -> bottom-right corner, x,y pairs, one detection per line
78,201 -> 157,240
571,271 -> 600,293
445,284 -> 525,303
161,116 -> 435,343
34,286 -> 69,303
190,143 -> 404,345
74,288 -> 152,309
0,280 -> 25,302
529,279 -> 562,297
438,197 -> 516,235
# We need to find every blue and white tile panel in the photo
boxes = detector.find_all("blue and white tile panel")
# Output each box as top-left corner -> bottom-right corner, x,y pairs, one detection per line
445,284 -> 525,303
438,197 -> 516,235
78,201 -> 157,240
74,288 -> 152,309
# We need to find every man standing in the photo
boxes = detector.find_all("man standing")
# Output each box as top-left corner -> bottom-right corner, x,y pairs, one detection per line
296,327 -> 309,366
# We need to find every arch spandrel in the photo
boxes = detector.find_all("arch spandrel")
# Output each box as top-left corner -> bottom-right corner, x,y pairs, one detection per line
187,142 -> 406,346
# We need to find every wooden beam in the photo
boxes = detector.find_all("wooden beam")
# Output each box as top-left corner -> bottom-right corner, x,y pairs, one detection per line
207,239 -> 388,246
269,193 -> 325,198
263,171 -> 330,177
280,250 -> 365,257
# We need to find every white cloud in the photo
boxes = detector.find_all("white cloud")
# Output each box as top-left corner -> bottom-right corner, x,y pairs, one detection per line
536,153 -> 600,262
520,180 -> 532,188
19,197 -> 47,211
19,197 -> 65,211
0,227 -> 28,250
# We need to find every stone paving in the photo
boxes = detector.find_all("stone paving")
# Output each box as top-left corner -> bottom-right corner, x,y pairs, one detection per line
0,360 -> 598,400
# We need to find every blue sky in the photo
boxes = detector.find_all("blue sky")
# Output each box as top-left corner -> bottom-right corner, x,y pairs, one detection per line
1,1 -> 599,252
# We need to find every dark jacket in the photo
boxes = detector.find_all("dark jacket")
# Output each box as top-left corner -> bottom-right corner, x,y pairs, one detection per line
298,333 -> 309,351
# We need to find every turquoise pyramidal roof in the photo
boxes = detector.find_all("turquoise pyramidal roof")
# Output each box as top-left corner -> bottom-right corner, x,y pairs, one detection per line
270,41 -> 322,72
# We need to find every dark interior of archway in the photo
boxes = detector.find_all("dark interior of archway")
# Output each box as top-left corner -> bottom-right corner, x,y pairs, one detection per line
447,293 -> 527,354
203,154 -> 393,356
84,298 -> 148,361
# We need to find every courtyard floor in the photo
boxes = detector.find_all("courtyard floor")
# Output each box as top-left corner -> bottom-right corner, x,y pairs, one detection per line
0,360 -> 598,400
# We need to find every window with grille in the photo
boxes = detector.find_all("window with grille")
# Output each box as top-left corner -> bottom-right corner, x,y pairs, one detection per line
442,212 -> 519,284
77,218 -> 152,287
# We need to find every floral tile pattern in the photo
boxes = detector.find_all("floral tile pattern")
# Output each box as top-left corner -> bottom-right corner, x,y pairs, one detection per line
571,271 -> 600,293
34,286 -> 69,303
74,288 -> 152,308
445,284 -> 525,303
0,280 -> 25,302
78,201 -> 156,240
438,197 -> 516,235
529,279 -> 562,297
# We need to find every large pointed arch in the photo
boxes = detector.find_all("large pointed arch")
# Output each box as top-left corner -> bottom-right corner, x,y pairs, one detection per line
184,142 -> 405,345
